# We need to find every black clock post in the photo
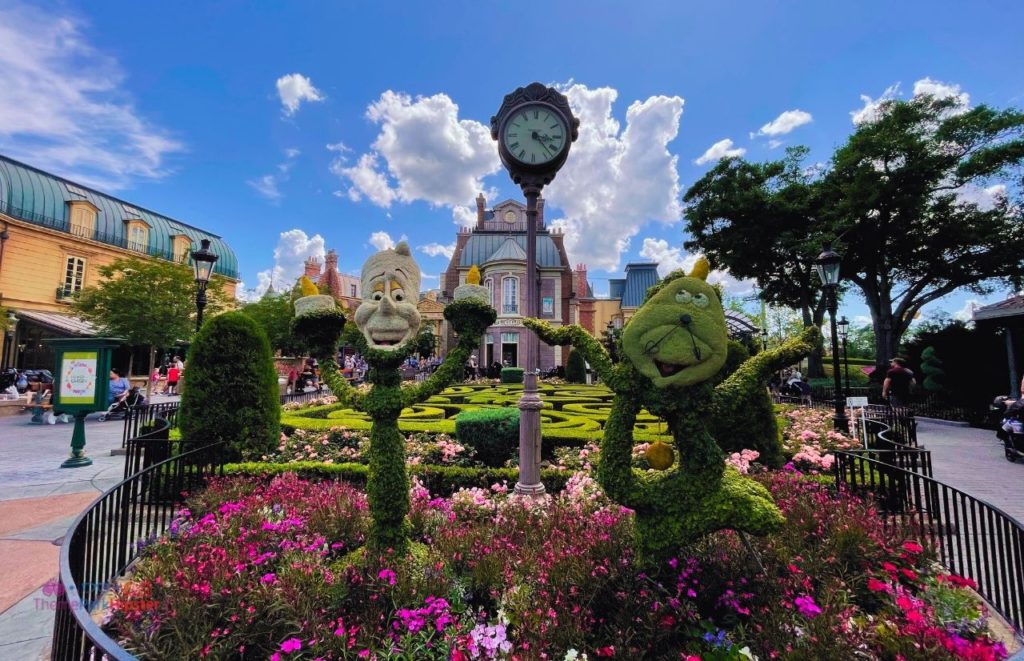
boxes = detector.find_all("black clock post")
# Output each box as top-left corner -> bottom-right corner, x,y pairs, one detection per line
491,83 -> 579,495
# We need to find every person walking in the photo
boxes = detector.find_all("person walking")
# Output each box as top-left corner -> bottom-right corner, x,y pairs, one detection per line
882,357 -> 916,408
166,363 -> 181,396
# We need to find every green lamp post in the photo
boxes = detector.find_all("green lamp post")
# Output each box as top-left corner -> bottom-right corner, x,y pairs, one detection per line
44,337 -> 124,468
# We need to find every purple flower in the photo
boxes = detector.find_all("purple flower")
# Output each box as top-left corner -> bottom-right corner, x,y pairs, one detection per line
794,594 -> 822,618
260,573 -> 276,584
378,568 -> 396,585
280,637 -> 302,653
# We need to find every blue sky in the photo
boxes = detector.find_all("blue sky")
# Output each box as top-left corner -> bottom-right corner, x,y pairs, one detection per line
1,0 -> 1022,325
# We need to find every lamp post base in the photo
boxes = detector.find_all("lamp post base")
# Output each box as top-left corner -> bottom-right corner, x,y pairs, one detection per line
514,376 -> 545,496
60,412 -> 92,468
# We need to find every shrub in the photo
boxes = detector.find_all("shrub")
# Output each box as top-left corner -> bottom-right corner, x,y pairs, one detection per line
499,367 -> 524,384
565,348 -> 587,383
455,407 -> 519,467
179,312 -> 280,460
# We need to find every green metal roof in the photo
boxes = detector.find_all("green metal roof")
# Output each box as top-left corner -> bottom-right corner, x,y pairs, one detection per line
459,233 -> 562,268
0,154 -> 238,279
621,263 -> 660,308
483,237 -> 528,264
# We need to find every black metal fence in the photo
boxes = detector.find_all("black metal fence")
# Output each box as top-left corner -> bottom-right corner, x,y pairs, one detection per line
281,386 -> 333,406
121,402 -> 180,448
835,415 -> 1024,633
51,440 -> 224,660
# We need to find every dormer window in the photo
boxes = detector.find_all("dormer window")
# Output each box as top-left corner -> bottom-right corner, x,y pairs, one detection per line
66,200 -> 99,240
171,234 -> 193,263
124,219 -> 151,253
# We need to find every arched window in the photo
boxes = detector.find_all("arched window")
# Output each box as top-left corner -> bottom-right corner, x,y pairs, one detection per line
502,277 -> 518,315
484,278 -> 494,305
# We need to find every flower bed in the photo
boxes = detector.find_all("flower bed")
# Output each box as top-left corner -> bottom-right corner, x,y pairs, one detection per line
107,471 -> 1007,660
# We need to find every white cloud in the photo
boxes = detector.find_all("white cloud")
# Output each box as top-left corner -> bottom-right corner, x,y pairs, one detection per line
369,231 -> 395,251
957,182 -> 1007,210
752,109 -> 813,137
244,229 -> 326,300
276,73 -> 324,116
639,238 -> 754,294
913,77 -> 969,108
767,139 -> 784,149
0,2 -> 183,190
544,84 -> 684,271
694,138 -> 745,165
953,299 -> 981,323
418,242 -> 455,259
851,83 -> 901,125
334,91 -> 500,210
248,149 -> 300,202
451,205 -> 476,228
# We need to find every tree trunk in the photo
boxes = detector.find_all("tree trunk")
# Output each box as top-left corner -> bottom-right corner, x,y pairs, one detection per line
870,315 -> 899,380
145,346 -> 157,398
127,352 -> 134,380
801,305 -> 827,378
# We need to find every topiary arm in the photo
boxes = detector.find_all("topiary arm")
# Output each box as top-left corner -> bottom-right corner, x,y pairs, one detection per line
522,319 -> 616,384
401,299 -> 496,407
291,308 -> 365,410
712,325 -> 819,415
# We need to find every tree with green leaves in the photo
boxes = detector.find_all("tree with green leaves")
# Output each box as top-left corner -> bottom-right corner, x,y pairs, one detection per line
684,147 -> 831,375
821,94 -> 1024,370
72,257 -> 232,395
240,291 -> 305,356
414,328 -> 436,360
565,348 -> 587,383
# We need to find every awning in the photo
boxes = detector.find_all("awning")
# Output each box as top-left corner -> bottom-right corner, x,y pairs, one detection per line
13,309 -> 98,336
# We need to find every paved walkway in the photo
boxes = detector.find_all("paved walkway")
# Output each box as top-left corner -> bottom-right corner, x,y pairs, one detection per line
0,396 -> 177,659
917,420 -> 1024,524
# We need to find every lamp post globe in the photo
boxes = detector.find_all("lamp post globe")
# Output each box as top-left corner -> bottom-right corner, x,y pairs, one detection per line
814,244 -> 849,432
491,83 -> 579,496
190,238 -> 219,333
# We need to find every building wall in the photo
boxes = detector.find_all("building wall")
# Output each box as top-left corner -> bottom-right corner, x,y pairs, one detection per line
0,215 -> 238,314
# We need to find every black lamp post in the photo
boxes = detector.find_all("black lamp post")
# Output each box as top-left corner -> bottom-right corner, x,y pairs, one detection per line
190,239 -> 219,333
760,327 -> 769,352
814,244 -> 849,432
3,311 -> 18,370
837,315 -> 850,395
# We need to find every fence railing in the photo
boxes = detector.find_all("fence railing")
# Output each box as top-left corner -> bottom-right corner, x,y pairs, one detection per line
835,413 -> 1024,633
51,439 -> 225,660
281,386 -> 333,405
122,402 -> 180,448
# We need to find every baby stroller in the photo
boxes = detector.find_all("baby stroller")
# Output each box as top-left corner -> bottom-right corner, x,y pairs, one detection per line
98,387 -> 146,421
993,395 -> 1024,463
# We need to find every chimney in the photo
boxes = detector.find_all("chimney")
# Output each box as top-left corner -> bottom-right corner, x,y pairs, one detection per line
476,192 -> 486,229
303,256 -> 321,280
537,196 -> 545,228
324,249 -> 338,269
575,264 -> 588,299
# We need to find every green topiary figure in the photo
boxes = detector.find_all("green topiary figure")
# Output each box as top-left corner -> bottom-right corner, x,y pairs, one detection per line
180,312 -> 280,460
920,346 -> 947,394
525,257 -> 817,564
565,348 -> 587,383
291,242 -> 495,555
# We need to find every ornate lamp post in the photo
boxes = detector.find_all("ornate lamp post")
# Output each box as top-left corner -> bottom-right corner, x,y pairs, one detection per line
3,311 -> 18,370
760,326 -> 769,352
190,239 -> 219,333
837,315 -> 850,394
814,245 -> 849,432
491,83 -> 579,495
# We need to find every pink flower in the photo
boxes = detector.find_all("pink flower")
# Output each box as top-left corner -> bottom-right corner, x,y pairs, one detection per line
378,568 -> 396,585
867,578 -> 891,593
902,541 -> 924,554
794,594 -> 822,618
280,637 -> 302,653
260,573 -> 276,584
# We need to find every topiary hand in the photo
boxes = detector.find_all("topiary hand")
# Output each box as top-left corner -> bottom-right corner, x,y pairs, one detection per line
445,299 -> 496,341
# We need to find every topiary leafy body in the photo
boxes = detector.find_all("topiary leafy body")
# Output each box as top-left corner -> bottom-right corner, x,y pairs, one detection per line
292,297 -> 495,555
525,258 -> 817,564
180,312 -> 281,460
565,348 -> 587,383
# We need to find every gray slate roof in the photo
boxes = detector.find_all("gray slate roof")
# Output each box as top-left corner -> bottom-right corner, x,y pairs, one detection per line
459,234 -> 562,268
622,263 -> 660,308
484,238 -> 528,263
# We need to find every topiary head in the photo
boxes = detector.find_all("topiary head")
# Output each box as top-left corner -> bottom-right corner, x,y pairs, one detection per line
354,241 -> 422,351
621,256 -> 728,389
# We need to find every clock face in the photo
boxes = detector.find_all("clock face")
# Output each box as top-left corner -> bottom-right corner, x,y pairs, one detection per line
502,104 -> 567,165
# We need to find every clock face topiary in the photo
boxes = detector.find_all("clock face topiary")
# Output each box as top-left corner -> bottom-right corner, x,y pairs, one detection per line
353,241 -> 422,352
621,264 -> 728,389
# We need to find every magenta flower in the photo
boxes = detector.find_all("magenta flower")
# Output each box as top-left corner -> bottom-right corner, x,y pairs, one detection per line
377,568 -> 396,585
794,594 -> 822,618
280,638 -> 302,653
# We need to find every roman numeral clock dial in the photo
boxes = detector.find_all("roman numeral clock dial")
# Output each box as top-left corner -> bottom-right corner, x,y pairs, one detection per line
501,103 -> 567,166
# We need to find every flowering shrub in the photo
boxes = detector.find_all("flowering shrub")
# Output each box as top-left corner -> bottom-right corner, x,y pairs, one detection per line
260,428 -> 479,468
777,406 -> 859,472
282,394 -> 339,411
109,471 -> 1007,660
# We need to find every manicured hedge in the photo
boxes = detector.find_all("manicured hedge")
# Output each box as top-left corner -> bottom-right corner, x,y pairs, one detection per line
224,461 -> 573,495
455,407 -> 520,467
500,367 -> 524,384
565,349 -> 587,383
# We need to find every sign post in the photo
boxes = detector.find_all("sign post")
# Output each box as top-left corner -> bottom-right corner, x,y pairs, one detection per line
44,338 -> 124,468
847,396 -> 870,448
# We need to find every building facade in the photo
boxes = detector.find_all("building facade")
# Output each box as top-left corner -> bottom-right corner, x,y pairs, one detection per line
442,194 -> 575,371
303,249 -> 361,310
572,262 -> 660,335
0,154 -> 239,370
